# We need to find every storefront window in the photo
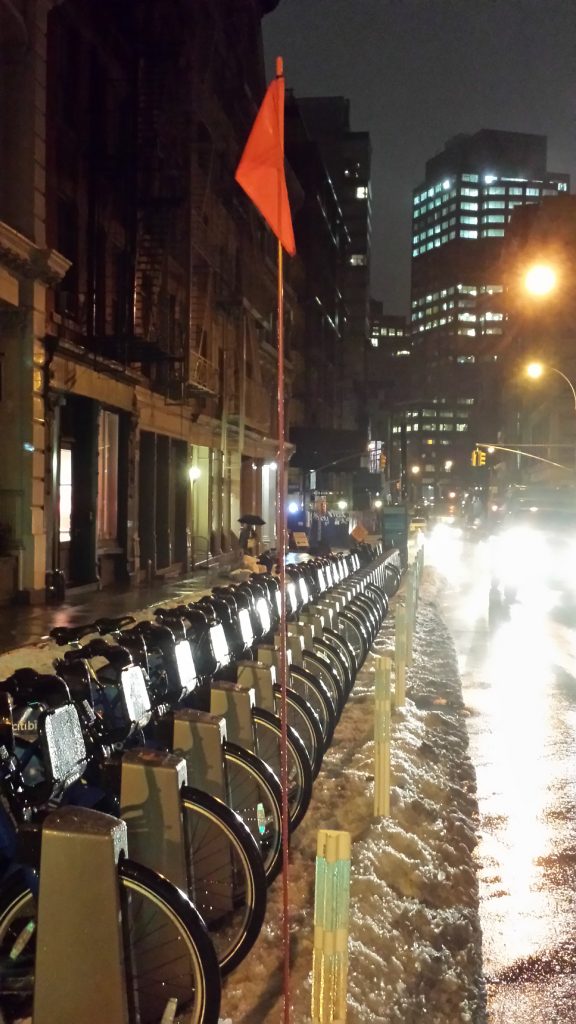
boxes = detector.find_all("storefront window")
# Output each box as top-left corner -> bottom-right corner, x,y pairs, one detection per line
59,447 -> 72,542
97,410 -> 119,542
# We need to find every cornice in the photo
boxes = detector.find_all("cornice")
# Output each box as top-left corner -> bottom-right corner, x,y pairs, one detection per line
0,221 -> 71,285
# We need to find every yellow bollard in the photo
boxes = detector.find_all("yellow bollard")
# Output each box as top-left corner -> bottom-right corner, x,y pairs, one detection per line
312,829 -> 351,1024
374,655 -> 392,817
394,603 -> 407,706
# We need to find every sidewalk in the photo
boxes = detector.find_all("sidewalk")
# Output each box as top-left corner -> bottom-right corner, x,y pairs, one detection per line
0,568 -> 228,657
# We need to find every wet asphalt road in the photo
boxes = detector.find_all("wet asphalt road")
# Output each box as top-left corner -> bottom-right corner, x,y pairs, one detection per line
427,524 -> 576,1023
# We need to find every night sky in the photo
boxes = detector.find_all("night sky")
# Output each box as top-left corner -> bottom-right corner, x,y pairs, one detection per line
263,0 -> 576,315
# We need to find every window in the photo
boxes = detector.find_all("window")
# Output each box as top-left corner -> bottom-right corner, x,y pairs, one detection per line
461,215 -> 478,225
483,228 -> 505,237
461,173 -> 479,183
482,214 -> 505,223
349,254 -> 367,266
59,448 -> 73,543
461,202 -> 478,211
526,188 -> 540,197
97,410 -> 119,543
558,182 -> 568,192
356,186 -> 368,199
486,200 -> 506,209
486,187 -> 505,195
461,188 -> 478,197
460,229 -> 478,238
509,187 -> 523,195
457,355 -> 475,363
456,423 -> 468,432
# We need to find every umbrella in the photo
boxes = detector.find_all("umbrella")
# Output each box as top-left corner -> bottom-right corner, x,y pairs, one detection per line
238,513 -> 265,526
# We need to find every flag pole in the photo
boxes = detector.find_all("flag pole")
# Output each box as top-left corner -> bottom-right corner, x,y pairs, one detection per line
275,53 -> 291,1024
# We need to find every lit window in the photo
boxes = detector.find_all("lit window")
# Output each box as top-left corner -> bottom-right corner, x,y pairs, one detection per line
442,179 -> 451,189
457,355 -> 475,364
456,423 -> 468,431
484,174 -> 498,184
59,447 -> 73,543
509,187 -> 523,195
461,202 -> 478,211
349,254 -> 367,266
526,188 -> 540,196
484,311 -> 503,321
483,228 -> 504,237
97,410 -> 119,543
486,200 -> 506,209
356,186 -> 368,199
460,229 -> 478,238
483,214 -> 505,223
461,215 -> 478,226
461,174 -> 479,183
370,337 -> 378,348
486,187 -> 505,195
558,182 -> 568,192
461,188 -> 479,197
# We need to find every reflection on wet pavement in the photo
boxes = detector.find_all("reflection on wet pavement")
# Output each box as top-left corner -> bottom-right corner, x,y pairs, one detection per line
427,526 -> 576,1021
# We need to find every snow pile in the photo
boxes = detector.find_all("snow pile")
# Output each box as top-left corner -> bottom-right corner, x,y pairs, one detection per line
220,568 -> 485,1023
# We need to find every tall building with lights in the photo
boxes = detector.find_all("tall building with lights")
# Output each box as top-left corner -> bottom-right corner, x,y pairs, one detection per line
406,129 -> 569,504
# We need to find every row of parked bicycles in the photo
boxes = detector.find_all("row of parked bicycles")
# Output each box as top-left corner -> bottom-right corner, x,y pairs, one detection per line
0,544 -> 401,1024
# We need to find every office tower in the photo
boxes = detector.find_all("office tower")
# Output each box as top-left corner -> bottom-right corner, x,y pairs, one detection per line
298,97 -> 372,432
407,129 -> 569,504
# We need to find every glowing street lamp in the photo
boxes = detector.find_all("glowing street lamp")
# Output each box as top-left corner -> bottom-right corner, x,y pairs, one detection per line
337,499 -> 348,511
524,262 -> 557,298
526,361 -> 576,411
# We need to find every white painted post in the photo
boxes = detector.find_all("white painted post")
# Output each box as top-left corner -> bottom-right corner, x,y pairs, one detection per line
312,829 -> 351,1024
394,603 -> 407,706
374,654 -> 392,817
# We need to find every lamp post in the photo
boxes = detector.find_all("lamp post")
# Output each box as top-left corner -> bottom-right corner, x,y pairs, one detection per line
525,361 -> 576,474
526,361 -> 576,412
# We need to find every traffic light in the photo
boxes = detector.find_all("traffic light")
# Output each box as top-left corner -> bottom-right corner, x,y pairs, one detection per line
477,449 -> 486,466
471,449 -> 478,467
379,451 -> 387,470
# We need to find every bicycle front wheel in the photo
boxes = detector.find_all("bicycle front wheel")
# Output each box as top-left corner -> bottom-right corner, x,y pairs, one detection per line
181,785 -> 267,976
0,860 -> 221,1024
223,741 -> 283,884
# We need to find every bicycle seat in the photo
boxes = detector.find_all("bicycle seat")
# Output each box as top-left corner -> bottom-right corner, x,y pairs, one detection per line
92,616 -> 136,635
0,668 -> 71,709
49,623 -> 99,646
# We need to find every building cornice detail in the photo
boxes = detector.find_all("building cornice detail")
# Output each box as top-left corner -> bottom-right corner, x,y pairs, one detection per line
0,221 -> 71,285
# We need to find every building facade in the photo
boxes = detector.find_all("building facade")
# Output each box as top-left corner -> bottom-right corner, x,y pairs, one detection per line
298,97 -> 372,434
407,128 -> 569,504
0,0 -> 298,603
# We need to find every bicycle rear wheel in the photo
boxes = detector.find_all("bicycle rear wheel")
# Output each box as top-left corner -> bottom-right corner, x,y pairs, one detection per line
0,859 -> 221,1024
181,786 -> 266,976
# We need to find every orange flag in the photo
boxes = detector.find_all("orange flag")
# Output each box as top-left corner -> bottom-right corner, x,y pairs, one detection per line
235,58 -> 296,256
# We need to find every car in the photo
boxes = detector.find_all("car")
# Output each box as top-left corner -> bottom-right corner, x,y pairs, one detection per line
488,489 -> 576,609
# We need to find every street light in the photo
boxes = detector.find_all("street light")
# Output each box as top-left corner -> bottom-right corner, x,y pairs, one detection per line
524,262 -> 557,298
526,361 -> 576,411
